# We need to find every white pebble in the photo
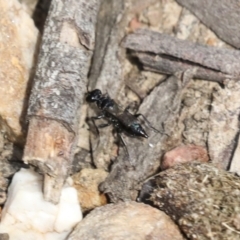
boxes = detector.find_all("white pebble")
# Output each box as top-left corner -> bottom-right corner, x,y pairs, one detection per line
0,168 -> 82,240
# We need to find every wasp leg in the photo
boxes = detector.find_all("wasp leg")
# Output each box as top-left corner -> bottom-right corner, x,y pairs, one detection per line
90,114 -> 105,135
134,114 -> 161,133
98,123 -> 111,128
135,114 -> 170,137
89,115 -> 109,153
117,132 -> 130,158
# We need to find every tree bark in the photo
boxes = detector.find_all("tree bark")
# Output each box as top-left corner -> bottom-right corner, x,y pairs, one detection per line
23,0 -> 100,204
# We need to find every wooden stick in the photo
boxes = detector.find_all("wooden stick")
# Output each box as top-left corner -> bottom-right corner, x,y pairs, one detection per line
122,29 -> 240,81
23,0 -> 100,204
131,52 -> 232,83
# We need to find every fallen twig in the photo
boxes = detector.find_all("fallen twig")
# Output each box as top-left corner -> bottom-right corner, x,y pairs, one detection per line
23,0 -> 100,204
122,28 -> 240,82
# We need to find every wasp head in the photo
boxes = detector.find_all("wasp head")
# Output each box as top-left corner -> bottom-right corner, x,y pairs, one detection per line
86,89 -> 102,102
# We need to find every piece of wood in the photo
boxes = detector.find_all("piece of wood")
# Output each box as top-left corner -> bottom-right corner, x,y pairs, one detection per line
100,71 -> 193,202
88,0 -> 159,91
131,52 -> 231,83
23,0 -> 100,204
24,117 -> 74,202
84,0 -> 126,170
87,0 -> 159,170
122,28 -> 240,80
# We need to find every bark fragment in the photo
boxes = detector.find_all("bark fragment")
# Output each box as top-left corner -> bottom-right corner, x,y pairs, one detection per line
131,52 -> 231,83
122,29 -> 240,81
24,117 -> 75,203
100,72 -> 192,202
23,0 -> 100,203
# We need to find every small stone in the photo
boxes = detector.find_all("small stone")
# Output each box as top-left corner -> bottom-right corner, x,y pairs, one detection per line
161,144 -> 209,170
68,201 -> 184,240
128,17 -> 143,32
0,168 -> 82,240
72,168 -> 108,212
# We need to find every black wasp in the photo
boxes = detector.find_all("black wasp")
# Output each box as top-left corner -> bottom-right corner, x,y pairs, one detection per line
86,89 -> 160,157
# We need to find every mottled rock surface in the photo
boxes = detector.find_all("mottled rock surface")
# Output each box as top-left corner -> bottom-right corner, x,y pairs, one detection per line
72,168 -> 108,212
68,201 -> 184,240
0,0 -> 38,144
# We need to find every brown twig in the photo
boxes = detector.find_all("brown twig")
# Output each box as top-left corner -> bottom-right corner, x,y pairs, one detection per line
122,28 -> 240,81
23,0 -> 100,204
